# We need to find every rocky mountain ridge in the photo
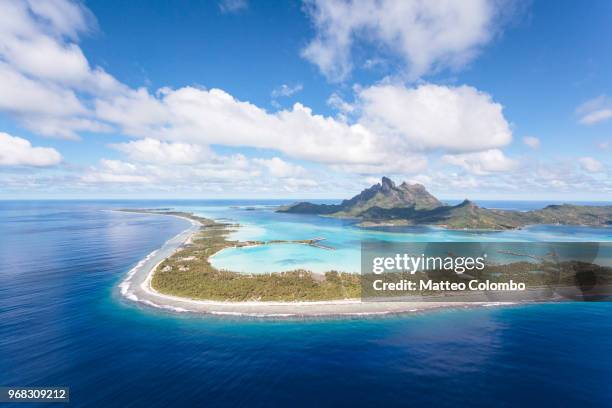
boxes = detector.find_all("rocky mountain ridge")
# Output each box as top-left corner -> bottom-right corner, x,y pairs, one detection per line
277,177 -> 612,230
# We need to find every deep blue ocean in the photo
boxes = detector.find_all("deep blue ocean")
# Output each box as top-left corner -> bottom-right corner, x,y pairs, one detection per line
1,200 -> 611,407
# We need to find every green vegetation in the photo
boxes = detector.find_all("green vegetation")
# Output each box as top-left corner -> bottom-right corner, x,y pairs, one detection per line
278,177 -> 612,230
121,209 -> 611,302
140,211 -> 361,301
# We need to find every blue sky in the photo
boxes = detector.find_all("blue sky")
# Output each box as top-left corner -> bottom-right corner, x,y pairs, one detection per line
0,0 -> 611,199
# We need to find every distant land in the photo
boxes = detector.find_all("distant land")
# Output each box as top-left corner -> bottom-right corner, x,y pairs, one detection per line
119,209 -> 612,308
277,177 -> 612,230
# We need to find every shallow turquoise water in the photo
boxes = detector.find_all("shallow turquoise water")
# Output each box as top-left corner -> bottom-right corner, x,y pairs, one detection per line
200,204 -> 612,273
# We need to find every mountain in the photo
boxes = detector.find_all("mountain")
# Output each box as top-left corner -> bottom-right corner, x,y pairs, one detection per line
277,177 -> 612,230
336,176 -> 442,215
277,177 -> 442,217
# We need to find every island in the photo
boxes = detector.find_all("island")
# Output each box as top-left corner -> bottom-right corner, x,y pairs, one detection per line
277,177 -> 612,230
117,208 -> 612,317
138,211 -> 361,301
118,209 -> 403,317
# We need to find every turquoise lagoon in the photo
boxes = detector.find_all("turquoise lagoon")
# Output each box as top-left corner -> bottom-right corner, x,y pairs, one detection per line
172,201 -> 612,274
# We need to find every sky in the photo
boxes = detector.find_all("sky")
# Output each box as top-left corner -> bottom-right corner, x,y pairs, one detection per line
0,0 -> 611,200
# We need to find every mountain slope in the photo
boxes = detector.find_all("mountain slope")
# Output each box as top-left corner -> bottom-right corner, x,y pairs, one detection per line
277,177 -> 612,230
277,177 -> 442,217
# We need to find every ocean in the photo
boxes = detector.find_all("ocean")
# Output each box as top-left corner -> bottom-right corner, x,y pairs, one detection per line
1,200 -> 611,407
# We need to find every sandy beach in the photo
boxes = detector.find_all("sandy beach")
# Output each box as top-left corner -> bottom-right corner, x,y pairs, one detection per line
118,212 -> 509,318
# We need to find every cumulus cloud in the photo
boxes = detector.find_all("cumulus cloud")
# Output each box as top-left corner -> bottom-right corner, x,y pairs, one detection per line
302,0 -> 506,81
512,160 -> 610,195
0,0 -> 122,92
327,92 -> 354,114
87,81 -> 512,175
0,0 -> 121,138
363,176 -> 382,186
442,149 -> 516,175
406,156 -> 612,198
0,132 -> 62,167
331,154 -> 428,175
22,116 -> 112,140
0,62 -> 85,117
0,0 -> 93,82
81,159 -> 152,184
78,154 -> 323,196
283,177 -> 319,192
523,136 -> 540,149
110,138 -> 212,165
358,84 -> 512,153
94,86 -> 388,165
578,157 -> 604,173
577,95 -> 612,125
253,157 -> 306,178
0,0 -> 532,198
81,157 -> 254,185
0,0 -> 517,182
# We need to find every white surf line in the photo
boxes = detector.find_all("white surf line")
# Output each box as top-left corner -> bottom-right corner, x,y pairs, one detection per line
117,210 -> 516,318
118,211 -> 201,313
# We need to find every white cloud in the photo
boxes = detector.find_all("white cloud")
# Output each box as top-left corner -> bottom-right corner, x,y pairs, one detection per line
581,111 -> 612,125
442,149 -> 516,175
578,157 -> 604,173
363,176 -> 381,186
3,33 -> 90,85
511,160 -> 611,196
253,157 -> 306,178
76,153 -> 329,196
271,83 -> 303,98
327,92 -> 354,114
523,136 -> 540,149
0,132 -> 62,167
0,0 -> 121,138
81,159 -> 166,184
577,95 -> 612,125
0,0 -> 121,92
407,157 -> 612,198
410,170 -> 483,191
0,0 -> 535,198
20,116 -> 112,140
23,0 -> 94,39
81,172 -> 151,184
363,58 -> 386,71
110,138 -> 212,165
97,85 -> 456,177
0,62 -> 85,117
358,84 -> 512,153
98,82 -> 507,175
0,0 -> 517,182
94,87 -> 169,136
94,86 -> 387,165
79,155 -> 276,189
219,0 -> 248,14
302,0 -> 505,81
331,154 -> 428,175
283,177 -> 319,192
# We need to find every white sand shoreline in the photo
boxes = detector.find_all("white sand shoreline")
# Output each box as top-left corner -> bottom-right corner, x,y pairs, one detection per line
118,211 -> 514,318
